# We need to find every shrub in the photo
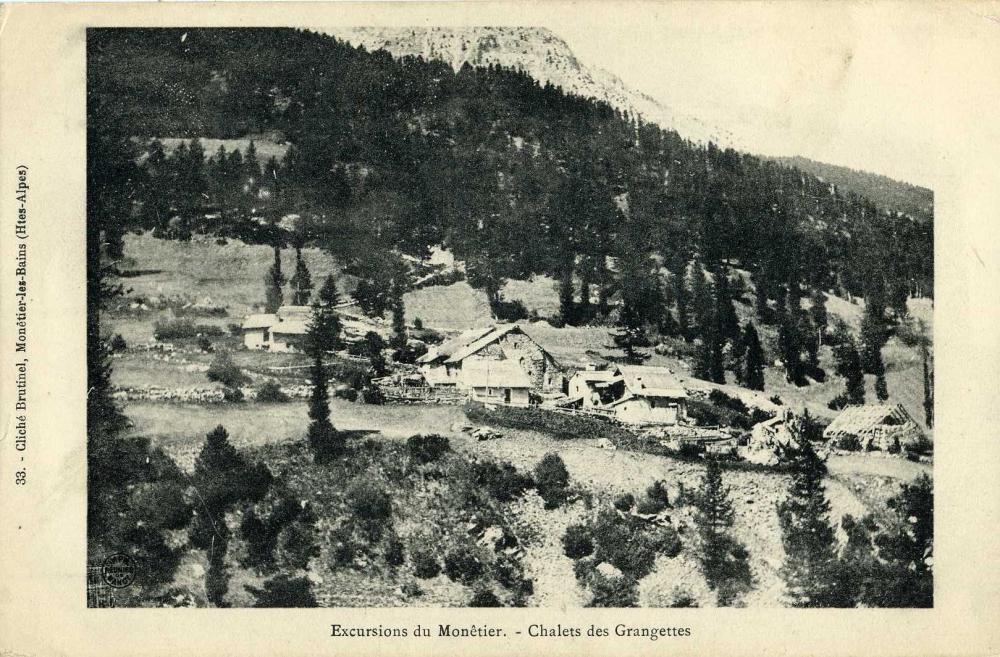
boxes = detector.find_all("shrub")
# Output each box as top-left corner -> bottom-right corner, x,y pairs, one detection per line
333,386 -> 358,402
573,557 -> 596,582
153,318 -> 224,341
348,482 -> 392,523
207,352 -> 250,388
407,434 -> 451,464
636,497 -> 666,515
647,525 -> 682,557
469,589 -> 503,607
492,299 -> 529,322
464,402 -> 632,442
412,318 -> 423,330
613,493 -> 635,512
411,326 -> 444,345
589,509 -> 664,579
401,582 -> 423,598
835,434 -> 863,451
646,480 -> 671,510
534,453 -> 570,509
562,524 -> 595,559
256,381 -> 289,403
198,336 -> 214,353
222,386 -> 245,402
472,460 -> 534,502
109,333 -> 127,352
384,534 -> 406,567
412,549 -> 441,579
361,384 -> 385,405
587,573 -> 639,607
769,395 -> 784,406
444,547 -> 484,585
246,575 -> 317,607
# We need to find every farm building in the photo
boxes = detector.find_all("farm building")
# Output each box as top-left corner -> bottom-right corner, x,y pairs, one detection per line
607,365 -> 688,425
567,367 -> 620,408
460,359 -> 532,406
742,410 -> 803,465
824,404 -> 926,451
240,306 -> 311,352
417,324 -> 563,393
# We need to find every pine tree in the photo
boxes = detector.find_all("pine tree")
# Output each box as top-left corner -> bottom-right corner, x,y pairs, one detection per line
741,322 -> 766,391
688,259 -> 714,342
264,245 -> 285,313
289,247 -> 313,305
389,273 -> 407,351
918,319 -> 933,427
694,459 -> 752,605
809,288 -> 828,349
365,331 -> 389,377
611,253 -> 651,363
778,307 -> 806,386
318,274 -> 341,307
832,330 -> 866,405
558,265 -> 575,326
777,442 -> 848,607
305,351 -> 342,463
713,266 -> 740,342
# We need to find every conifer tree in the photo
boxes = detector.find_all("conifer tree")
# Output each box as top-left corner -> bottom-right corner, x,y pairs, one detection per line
289,246 -> 313,305
305,348 -> 342,463
688,259 -> 714,342
389,273 -> 408,352
832,329 -> 866,405
713,266 -> 741,342
264,245 -> 285,313
611,253 -> 651,363
741,322 -> 766,391
917,319 -> 933,427
365,331 -> 389,377
777,442 -> 847,607
318,274 -> 341,307
694,459 -> 752,605
558,266 -> 575,326
778,308 -> 806,386
809,288 -> 828,348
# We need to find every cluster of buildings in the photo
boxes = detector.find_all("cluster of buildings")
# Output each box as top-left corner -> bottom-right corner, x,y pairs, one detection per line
239,312 -> 927,452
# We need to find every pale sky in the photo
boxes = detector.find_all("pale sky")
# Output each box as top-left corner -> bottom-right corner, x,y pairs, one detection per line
553,2 -> 1000,189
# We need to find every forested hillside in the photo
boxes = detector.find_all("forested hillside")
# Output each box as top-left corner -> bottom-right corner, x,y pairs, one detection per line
770,156 -> 934,225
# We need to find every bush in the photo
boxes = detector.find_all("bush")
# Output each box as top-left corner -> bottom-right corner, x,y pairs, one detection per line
412,318 -> 423,330
348,482 -> 392,523
469,589 -> 502,607
562,524 -> 595,559
109,333 -> 127,352
222,386 -> 245,402
412,549 -> 441,579
256,381 -> 289,403
472,460 -> 534,502
464,402 -> 632,442
834,434 -> 863,451
769,395 -> 784,406
587,573 -> 639,608
361,384 -> 385,405
333,386 -> 358,402
492,299 -> 529,322
613,493 -> 635,512
198,336 -> 214,353
444,547 -> 484,585
646,480 -> 671,510
153,318 -> 224,341
636,497 -> 667,515
534,453 -> 570,509
407,434 -> 451,464
384,534 -> 405,567
207,352 -> 250,388
589,509 -> 678,580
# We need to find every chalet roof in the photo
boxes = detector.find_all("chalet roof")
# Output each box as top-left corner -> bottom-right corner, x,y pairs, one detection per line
614,365 -> 687,399
418,325 -> 497,364
242,313 -> 278,330
570,369 -> 620,383
270,320 -> 309,335
824,404 -> 922,437
418,324 -> 533,365
460,358 -> 532,389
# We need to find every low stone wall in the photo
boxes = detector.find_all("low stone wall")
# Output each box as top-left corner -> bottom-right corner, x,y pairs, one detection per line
113,383 -> 315,403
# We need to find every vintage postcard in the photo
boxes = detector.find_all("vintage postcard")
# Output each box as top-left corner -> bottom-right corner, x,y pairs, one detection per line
1,2 -> 999,656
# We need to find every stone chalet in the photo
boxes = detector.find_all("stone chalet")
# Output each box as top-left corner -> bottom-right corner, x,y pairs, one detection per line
566,364 -> 688,425
824,404 -> 925,451
417,324 -> 563,396
240,305 -> 311,353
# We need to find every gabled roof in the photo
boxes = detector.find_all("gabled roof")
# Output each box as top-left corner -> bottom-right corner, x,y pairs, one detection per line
242,313 -> 278,330
614,365 -> 687,398
460,358 -> 532,389
271,320 -> 309,335
418,325 -> 497,364
824,404 -> 921,436
447,324 -> 523,363
570,369 -> 620,383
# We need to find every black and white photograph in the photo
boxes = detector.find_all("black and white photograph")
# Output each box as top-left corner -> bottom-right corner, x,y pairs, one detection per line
86,23 -> 936,610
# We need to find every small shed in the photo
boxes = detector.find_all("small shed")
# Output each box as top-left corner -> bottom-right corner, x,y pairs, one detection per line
269,320 -> 309,353
241,313 -> 278,350
743,410 -> 802,465
823,404 -> 925,451
567,368 -> 620,408
460,358 -> 532,406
